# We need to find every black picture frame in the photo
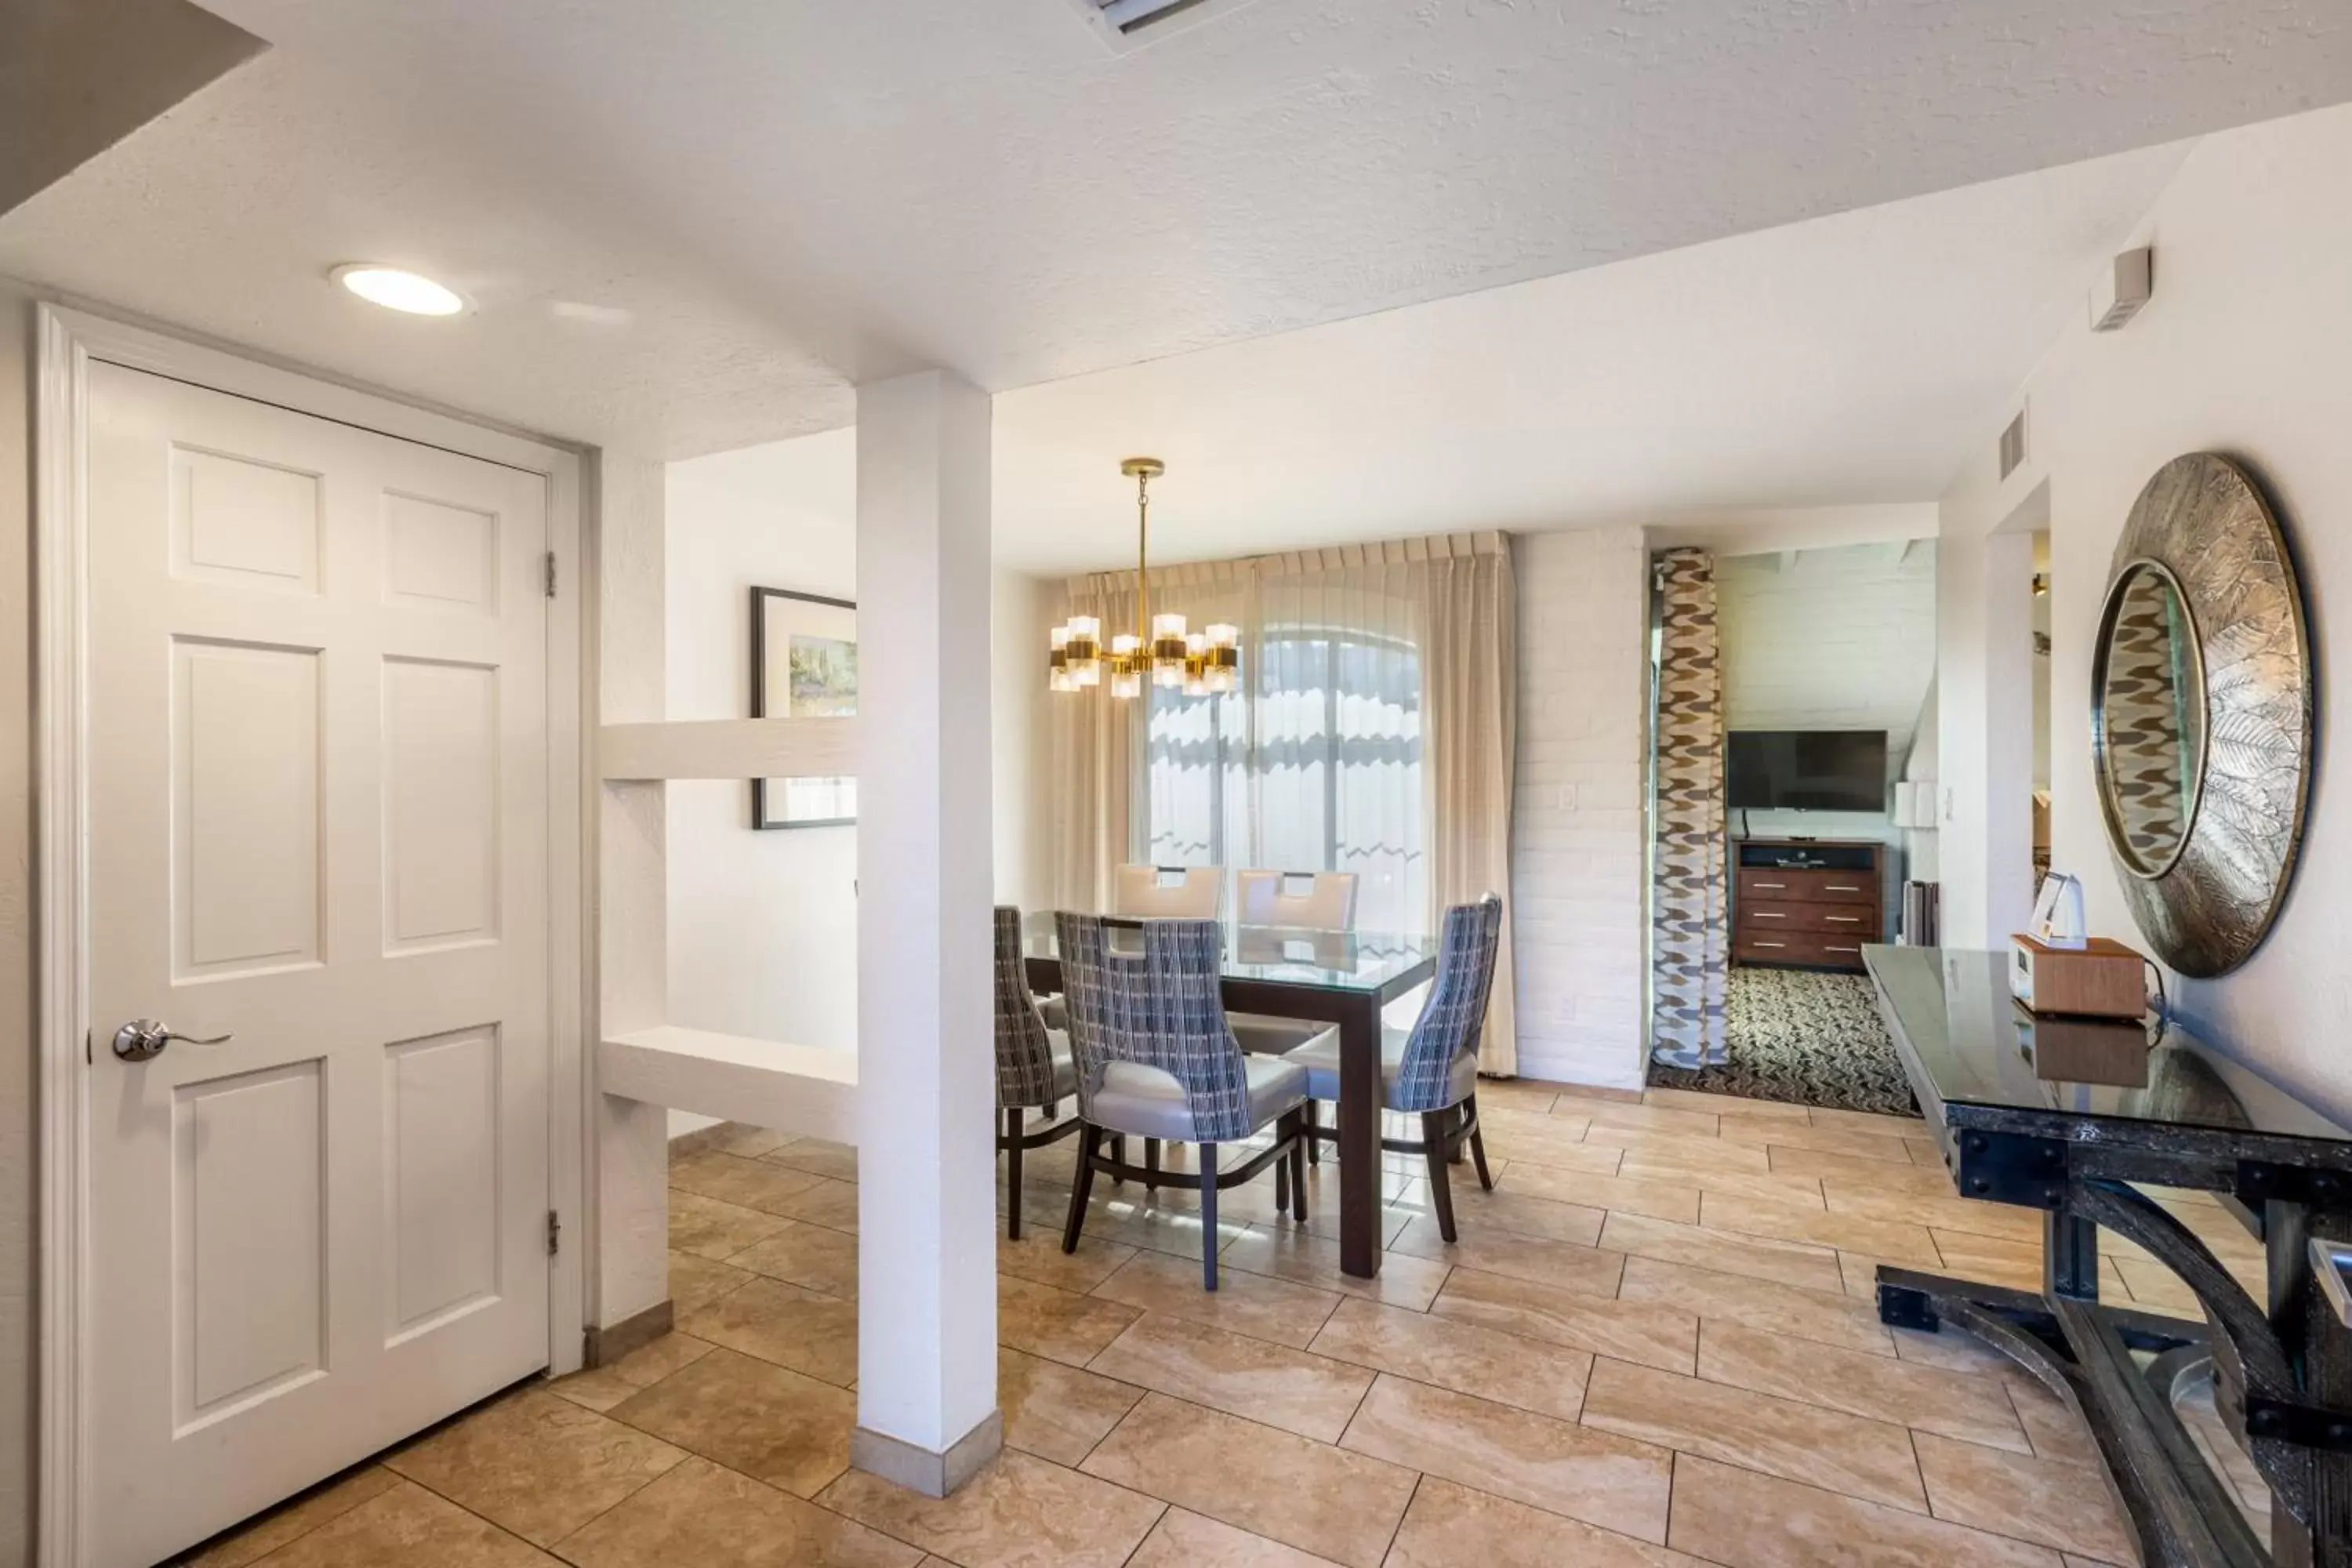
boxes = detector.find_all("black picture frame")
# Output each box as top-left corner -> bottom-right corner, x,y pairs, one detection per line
750,584 -> 858,830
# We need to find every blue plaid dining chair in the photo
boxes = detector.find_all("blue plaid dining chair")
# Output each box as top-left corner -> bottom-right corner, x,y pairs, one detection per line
1053,912 -> 1321,1290
993,906 -> 1086,1240
1283,894 -> 1504,1243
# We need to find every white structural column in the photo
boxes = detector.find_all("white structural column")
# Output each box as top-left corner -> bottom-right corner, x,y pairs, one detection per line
852,370 -> 1000,1494
592,450 -> 673,1354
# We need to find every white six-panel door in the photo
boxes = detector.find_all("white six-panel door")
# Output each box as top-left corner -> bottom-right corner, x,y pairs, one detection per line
83,363 -> 553,1567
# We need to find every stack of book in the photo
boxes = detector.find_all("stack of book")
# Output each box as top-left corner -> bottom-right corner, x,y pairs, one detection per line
1899,881 -> 1940,946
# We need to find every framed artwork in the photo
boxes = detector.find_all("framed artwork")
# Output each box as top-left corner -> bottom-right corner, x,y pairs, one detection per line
750,585 -> 857,829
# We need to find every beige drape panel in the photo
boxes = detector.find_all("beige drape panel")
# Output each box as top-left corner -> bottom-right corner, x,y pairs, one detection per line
1048,532 -> 1522,1076
1419,536 -> 1519,1076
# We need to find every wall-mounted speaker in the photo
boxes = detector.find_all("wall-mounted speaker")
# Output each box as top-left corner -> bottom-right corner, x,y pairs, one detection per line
2091,248 -> 2154,332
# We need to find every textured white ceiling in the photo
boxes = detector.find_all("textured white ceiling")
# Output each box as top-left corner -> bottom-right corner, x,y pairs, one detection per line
1,0 -> 2343,458
681,132 -> 2187,576
988,137 -> 2187,571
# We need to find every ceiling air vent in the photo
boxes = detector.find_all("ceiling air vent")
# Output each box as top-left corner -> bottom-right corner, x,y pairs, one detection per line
1066,0 -> 1260,50
1998,408 -> 2027,481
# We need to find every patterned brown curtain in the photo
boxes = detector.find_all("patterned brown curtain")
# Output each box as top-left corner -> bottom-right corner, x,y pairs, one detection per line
1651,549 -> 1729,1068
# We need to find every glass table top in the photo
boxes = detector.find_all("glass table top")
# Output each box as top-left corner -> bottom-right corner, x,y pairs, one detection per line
1022,913 -> 1438,993
1865,945 -> 2347,1143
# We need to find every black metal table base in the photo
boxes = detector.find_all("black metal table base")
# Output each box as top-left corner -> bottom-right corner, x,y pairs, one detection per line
1876,1264 -> 2268,1567
1859,948 -> 2352,1568
1871,1174 -> 2352,1568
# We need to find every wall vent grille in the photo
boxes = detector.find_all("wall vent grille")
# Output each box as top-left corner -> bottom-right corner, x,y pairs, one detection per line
1065,0 -> 1256,49
1093,0 -> 1212,31
1998,409 -> 2027,481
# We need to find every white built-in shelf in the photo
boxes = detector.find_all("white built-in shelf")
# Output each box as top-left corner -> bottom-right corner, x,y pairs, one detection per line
598,717 -> 857,782
601,1025 -> 857,1145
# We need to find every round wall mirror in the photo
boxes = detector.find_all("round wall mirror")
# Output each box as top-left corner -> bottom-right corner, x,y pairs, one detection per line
2091,453 -> 2311,978
2092,561 -> 2206,878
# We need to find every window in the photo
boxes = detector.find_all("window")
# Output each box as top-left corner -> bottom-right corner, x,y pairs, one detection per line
1144,622 -> 1426,935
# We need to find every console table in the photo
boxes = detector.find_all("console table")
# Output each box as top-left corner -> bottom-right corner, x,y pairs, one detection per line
1865,944 -> 2352,1567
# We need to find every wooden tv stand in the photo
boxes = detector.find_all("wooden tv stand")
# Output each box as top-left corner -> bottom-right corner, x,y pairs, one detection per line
1733,838 -> 1882,974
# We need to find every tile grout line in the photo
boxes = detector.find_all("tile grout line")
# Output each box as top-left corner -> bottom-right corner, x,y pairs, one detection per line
1663,1447 -> 1680,1558
388,1438 -> 670,1564
1376,1472 -> 1425,1566
532,1445 -> 695,1559
178,1464 -> 387,1568
1109,1500 -> 1173,1568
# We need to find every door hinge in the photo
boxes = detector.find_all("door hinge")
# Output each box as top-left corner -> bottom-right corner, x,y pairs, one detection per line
546,1208 -> 561,1257
543,550 -> 558,598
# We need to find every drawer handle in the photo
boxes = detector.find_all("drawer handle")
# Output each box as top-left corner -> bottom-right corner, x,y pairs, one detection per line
1825,944 -> 1860,953
1826,884 -> 1861,892
1825,916 -> 1861,924
1752,941 -> 1788,949
1752,912 -> 1786,920
1754,881 -> 1786,890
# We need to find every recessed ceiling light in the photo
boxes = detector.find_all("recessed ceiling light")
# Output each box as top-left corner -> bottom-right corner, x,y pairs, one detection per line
332,263 -> 468,316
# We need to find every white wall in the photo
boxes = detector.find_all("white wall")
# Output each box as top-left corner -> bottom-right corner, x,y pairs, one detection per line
1904,678 -> 1940,884
2031,568 -> 2052,794
1,278 -> 38,1568
1935,493 -> 2041,947
664,433 -> 862,1052
1940,101 -> 2352,1121
991,568 -> 1054,915
1715,541 -> 1936,846
1511,525 -> 1650,1088
663,430 -> 1055,1062
1715,540 -> 1936,937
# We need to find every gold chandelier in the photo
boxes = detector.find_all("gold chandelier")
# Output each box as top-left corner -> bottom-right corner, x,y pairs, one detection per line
1048,457 -> 1240,699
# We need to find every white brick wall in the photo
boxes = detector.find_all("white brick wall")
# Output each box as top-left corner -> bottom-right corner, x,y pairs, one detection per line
1511,526 -> 1650,1089
1717,543 -> 1936,763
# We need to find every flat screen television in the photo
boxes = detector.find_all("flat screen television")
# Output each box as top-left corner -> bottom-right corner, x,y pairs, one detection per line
1726,730 -> 1889,812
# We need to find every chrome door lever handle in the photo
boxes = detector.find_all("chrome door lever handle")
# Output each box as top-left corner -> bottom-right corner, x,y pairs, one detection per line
111,1020 -> 233,1062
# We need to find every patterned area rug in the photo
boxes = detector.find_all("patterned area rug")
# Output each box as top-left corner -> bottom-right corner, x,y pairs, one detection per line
1647,967 -> 1920,1116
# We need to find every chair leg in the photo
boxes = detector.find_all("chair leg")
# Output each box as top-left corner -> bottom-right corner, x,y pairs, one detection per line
1110,1134 -> 1126,1185
1145,1138 -> 1160,1191
1290,1117 -> 1308,1221
1062,1126 -> 1099,1255
1449,1099 -> 1467,1165
1004,1108 -> 1024,1241
1274,1122 -> 1290,1214
1465,1095 -> 1495,1192
1422,1112 -> 1457,1243
1200,1143 -> 1220,1291
1306,1099 -> 1320,1165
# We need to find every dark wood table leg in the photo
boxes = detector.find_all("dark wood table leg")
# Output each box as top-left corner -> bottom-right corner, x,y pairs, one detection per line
1337,992 -> 1384,1279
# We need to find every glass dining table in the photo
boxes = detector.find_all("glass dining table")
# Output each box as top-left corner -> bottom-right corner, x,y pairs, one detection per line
1021,915 -> 1439,1278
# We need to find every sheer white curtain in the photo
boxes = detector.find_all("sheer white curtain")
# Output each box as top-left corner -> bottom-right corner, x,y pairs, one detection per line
1051,533 -> 1519,1072
1227,547 -> 1428,938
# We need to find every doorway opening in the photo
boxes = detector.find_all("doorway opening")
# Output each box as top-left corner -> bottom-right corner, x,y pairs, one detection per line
1646,539 -> 1935,1114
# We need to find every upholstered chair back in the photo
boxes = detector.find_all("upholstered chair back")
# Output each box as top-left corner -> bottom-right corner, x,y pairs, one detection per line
1112,863 -> 1225,919
993,906 -> 1059,1109
1389,895 -> 1504,1113
1235,869 -> 1359,931
1052,912 -> 1254,1142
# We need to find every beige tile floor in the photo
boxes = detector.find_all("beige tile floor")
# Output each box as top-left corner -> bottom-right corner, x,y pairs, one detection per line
178,1083 -> 2278,1567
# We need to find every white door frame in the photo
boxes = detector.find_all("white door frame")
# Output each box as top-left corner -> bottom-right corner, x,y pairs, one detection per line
33,303 -> 592,1567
